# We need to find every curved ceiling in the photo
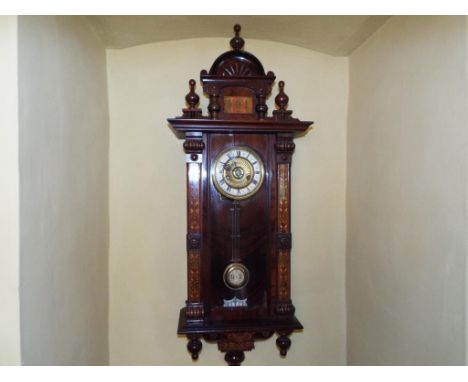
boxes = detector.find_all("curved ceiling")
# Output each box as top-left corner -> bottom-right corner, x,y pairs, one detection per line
86,15 -> 390,57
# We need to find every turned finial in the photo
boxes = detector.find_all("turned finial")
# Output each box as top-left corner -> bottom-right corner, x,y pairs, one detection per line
273,81 -> 293,120
230,24 -> 245,51
182,79 -> 202,118
275,81 -> 289,111
186,79 -> 200,109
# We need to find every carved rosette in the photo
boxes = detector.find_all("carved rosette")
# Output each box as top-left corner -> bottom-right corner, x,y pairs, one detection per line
185,137 -> 204,319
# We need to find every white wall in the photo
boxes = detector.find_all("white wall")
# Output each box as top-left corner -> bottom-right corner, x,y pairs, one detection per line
347,16 -> 468,365
18,16 -> 110,365
466,17 -> 468,366
107,38 -> 348,365
0,16 -> 21,366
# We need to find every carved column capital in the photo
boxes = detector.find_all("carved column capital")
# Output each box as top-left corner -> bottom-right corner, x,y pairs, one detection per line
183,139 -> 205,154
276,135 -> 295,163
185,302 -> 205,320
275,140 -> 295,154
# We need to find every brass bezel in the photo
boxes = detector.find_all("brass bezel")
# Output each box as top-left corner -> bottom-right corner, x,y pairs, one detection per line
212,145 -> 265,200
223,262 -> 250,290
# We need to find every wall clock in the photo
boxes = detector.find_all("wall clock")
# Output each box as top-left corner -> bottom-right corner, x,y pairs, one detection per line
168,24 -> 313,366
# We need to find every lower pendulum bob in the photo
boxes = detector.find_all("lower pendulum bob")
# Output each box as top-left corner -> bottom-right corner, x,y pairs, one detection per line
223,263 -> 249,307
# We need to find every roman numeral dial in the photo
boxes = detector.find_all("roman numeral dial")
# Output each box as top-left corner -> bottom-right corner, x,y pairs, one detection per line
212,146 -> 265,200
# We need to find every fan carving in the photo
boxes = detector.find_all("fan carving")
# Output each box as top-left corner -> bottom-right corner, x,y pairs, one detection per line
222,63 -> 253,77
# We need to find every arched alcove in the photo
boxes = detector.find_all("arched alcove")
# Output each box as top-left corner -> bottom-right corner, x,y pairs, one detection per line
86,15 -> 390,56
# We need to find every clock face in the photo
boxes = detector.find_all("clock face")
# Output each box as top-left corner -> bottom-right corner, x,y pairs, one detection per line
212,146 -> 265,200
223,263 -> 249,290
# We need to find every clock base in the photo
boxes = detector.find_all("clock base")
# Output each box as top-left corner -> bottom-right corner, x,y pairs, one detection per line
177,308 -> 303,365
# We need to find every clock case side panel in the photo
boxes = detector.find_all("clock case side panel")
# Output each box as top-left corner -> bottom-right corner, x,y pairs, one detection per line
274,134 -> 297,317
182,133 -> 208,321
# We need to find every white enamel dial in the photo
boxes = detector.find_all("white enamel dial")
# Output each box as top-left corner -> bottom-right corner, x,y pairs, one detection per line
212,146 -> 265,200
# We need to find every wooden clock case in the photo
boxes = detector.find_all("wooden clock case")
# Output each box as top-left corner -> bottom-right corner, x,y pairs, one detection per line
167,25 -> 313,366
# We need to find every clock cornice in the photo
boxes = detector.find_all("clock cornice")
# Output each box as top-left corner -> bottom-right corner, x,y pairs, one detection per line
168,118 -> 313,138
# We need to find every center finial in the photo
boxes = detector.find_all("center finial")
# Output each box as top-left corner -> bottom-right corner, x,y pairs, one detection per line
230,24 -> 245,51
